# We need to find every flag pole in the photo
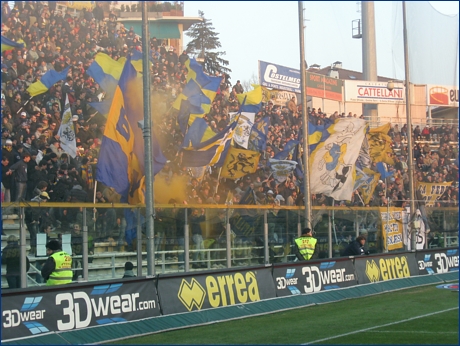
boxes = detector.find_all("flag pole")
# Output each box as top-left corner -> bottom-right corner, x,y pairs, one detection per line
141,1 -> 155,276
298,1 -> 313,229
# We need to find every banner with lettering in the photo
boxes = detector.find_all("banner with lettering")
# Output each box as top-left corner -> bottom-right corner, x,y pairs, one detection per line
259,60 -> 343,101
306,71 -> 343,102
272,259 -> 358,297
379,207 -> 404,251
426,84 -> 459,107
261,87 -> 298,106
157,267 -> 276,314
1,279 -> 160,341
344,81 -> 405,104
416,181 -> 453,206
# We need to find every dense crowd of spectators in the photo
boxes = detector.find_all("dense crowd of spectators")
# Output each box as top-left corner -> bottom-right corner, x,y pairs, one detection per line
1,2 -> 458,247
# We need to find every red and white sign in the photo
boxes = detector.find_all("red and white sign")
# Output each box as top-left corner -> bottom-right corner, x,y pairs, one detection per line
426,84 -> 458,107
344,81 -> 405,104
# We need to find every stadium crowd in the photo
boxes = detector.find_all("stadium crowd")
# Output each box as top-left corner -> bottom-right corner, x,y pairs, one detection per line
1,1 -> 459,251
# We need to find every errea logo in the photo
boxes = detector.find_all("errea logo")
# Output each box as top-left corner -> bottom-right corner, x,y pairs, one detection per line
365,259 -> 380,282
178,278 -> 207,311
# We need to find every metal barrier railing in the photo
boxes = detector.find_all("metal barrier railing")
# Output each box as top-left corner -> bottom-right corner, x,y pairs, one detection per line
1,203 -> 458,289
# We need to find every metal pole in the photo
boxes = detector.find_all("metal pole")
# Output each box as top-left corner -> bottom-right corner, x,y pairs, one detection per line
136,208 -> 142,276
184,208 -> 189,271
264,210 -> 269,264
82,208 -> 88,281
226,208 -> 231,268
298,1 -> 312,229
141,1 -> 155,276
402,1 -> 416,251
328,210 -> 332,258
361,1 -> 378,123
20,207 -> 27,288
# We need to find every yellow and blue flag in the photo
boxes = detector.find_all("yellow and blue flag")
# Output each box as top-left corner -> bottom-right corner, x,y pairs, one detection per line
97,56 -> 165,204
86,53 -> 124,97
184,58 -> 221,101
181,120 -> 238,167
308,117 -> 333,152
273,139 -> 299,160
118,49 -> 149,73
248,116 -> 270,152
26,66 -> 70,97
1,36 -> 24,52
236,84 -> 263,113
173,58 -> 221,127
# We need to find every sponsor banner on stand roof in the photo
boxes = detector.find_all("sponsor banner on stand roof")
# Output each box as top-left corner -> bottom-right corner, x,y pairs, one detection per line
272,259 -> 358,297
306,71 -> 343,102
259,61 -> 344,102
157,267 -> 276,314
1,279 -> 160,341
416,249 -> 459,276
259,61 -> 301,93
426,84 -> 458,107
344,81 -> 405,104
354,253 -> 418,284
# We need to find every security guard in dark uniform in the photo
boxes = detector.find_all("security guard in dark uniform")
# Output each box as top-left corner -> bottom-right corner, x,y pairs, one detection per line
41,240 -> 73,286
294,228 -> 318,261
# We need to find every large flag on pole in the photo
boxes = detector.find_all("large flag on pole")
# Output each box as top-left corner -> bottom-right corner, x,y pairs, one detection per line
57,94 -> 77,158
97,56 -> 165,204
310,118 -> 367,201
26,66 -> 70,97
181,120 -> 238,167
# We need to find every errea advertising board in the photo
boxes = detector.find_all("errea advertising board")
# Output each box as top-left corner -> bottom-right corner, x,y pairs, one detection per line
344,80 -> 405,104
158,267 -> 276,314
354,253 -> 418,284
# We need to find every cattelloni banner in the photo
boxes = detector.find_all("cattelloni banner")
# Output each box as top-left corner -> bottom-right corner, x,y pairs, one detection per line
354,253 -> 419,284
415,248 -> 459,275
157,267 -> 276,314
379,207 -> 404,251
272,259 -> 358,297
1,279 -> 160,341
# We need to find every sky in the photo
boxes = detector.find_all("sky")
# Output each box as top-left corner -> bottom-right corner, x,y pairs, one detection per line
183,1 -> 459,85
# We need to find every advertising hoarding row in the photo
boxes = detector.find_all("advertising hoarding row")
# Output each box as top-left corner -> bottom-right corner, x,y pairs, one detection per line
259,60 -> 458,108
2,248 -> 458,341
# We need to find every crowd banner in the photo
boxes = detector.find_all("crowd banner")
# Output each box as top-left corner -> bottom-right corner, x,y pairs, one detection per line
344,80 -> 405,104
426,84 -> 459,107
1,278 -> 160,341
261,86 -> 298,106
416,181 -> 453,207
415,248 -> 459,275
258,61 -> 343,101
379,207 -> 404,251
157,267 -> 276,314
354,252 -> 419,284
272,259 -> 358,297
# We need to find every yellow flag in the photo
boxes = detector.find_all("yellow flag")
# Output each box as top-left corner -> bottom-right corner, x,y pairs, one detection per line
368,123 -> 395,165
236,84 -> 263,106
221,147 -> 260,180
